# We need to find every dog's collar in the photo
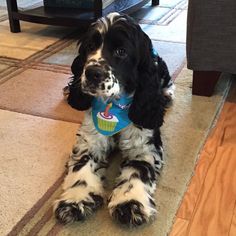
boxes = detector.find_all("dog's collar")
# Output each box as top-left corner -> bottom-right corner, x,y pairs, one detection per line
152,48 -> 159,58
152,47 -> 159,66
92,94 -> 133,136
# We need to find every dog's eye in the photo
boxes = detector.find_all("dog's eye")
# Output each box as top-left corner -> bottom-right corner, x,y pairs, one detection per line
114,48 -> 127,58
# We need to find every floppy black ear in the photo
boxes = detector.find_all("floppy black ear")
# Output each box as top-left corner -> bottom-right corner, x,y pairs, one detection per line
67,39 -> 93,111
128,73 -> 167,129
67,25 -> 104,111
67,77 -> 93,111
128,30 -> 167,129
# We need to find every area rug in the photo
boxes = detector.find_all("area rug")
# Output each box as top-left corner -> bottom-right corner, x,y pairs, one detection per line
3,68 -> 231,236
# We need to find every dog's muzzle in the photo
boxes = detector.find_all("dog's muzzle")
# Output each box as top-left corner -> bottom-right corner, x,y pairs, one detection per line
85,65 -> 105,84
82,64 -> 108,94
82,62 -> 120,97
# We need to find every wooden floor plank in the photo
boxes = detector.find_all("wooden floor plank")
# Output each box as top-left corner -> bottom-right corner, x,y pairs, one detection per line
176,150 -> 212,219
187,147 -> 236,236
229,203 -> 236,236
169,218 -> 189,236
171,82 -> 236,235
176,104 -> 229,219
176,103 -> 236,220
221,103 -> 236,146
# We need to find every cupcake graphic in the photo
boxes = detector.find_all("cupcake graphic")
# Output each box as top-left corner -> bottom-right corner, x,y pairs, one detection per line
97,103 -> 119,131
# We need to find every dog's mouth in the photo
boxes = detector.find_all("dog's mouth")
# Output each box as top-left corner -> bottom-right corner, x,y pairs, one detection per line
81,80 -> 120,98
81,82 -> 97,96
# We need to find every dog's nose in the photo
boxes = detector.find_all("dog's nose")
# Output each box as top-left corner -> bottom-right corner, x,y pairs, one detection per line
85,66 -> 104,81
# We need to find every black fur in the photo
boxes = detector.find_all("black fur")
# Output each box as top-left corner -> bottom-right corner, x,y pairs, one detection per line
72,180 -> 87,188
72,155 -> 90,172
67,14 -> 171,130
111,200 -> 147,226
55,193 -> 103,224
67,29 -> 103,110
121,160 -> 156,184
67,80 -> 92,111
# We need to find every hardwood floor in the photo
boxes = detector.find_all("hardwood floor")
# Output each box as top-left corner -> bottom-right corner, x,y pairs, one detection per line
229,206 -> 236,236
169,81 -> 236,236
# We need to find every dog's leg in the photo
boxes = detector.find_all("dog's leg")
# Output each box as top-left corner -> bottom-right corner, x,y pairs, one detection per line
54,111 -> 114,224
108,125 -> 163,227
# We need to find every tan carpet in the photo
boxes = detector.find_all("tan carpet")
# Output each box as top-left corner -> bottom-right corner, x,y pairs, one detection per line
0,69 -> 84,123
0,21 -> 73,59
0,110 -> 79,236
2,68 -> 230,236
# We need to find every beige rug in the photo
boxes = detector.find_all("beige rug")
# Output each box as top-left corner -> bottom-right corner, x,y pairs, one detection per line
3,68 -> 230,236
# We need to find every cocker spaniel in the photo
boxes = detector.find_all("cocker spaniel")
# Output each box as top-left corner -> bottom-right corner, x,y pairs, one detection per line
54,12 -> 175,227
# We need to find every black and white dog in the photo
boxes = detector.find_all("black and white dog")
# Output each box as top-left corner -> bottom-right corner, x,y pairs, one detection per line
54,12 -> 174,227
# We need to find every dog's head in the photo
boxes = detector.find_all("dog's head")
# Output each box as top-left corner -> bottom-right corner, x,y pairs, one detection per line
68,12 -> 169,129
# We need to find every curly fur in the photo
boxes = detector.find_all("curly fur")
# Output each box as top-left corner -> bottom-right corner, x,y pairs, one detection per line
54,12 -> 174,227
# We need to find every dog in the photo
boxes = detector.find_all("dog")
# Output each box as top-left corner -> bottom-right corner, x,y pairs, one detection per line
54,12 -> 175,227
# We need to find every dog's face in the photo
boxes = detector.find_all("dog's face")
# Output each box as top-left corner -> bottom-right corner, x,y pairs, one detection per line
78,13 -> 145,98
69,12 -> 171,129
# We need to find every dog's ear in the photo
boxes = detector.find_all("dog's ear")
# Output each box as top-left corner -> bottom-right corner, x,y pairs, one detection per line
128,74 -> 167,129
128,30 -> 167,129
67,26 -> 104,110
67,76 -> 93,111
67,42 -> 93,111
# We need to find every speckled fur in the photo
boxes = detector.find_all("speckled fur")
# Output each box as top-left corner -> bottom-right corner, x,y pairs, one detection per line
54,12 -> 174,227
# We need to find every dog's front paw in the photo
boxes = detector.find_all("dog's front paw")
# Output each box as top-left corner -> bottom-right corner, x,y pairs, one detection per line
54,190 -> 103,224
111,200 -> 148,226
108,179 -> 156,227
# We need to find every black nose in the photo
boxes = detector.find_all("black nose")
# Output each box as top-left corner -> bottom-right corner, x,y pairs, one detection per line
85,66 -> 104,81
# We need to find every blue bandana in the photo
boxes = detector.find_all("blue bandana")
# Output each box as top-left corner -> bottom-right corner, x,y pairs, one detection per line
92,94 -> 133,136
152,48 -> 159,57
91,48 -> 157,136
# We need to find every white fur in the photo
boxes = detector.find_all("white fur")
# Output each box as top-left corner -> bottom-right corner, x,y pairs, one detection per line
54,112 -> 111,218
163,83 -> 175,100
54,115 -> 163,222
57,167 -> 103,202
73,111 -> 114,161
87,47 -> 103,62
120,125 -> 163,168
108,178 -> 156,220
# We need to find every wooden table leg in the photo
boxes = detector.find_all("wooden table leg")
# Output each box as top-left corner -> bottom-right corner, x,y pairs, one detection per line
6,0 -> 21,32
94,0 -> 103,19
192,71 -> 221,97
152,0 -> 160,6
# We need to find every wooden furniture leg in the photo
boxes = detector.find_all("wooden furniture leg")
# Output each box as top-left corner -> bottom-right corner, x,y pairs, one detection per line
192,71 -> 221,97
94,0 -> 102,19
6,0 -> 21,33
152,0 -> 160,6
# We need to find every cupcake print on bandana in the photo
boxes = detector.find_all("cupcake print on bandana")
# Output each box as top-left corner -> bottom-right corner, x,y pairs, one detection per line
92,94 -> 133,136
